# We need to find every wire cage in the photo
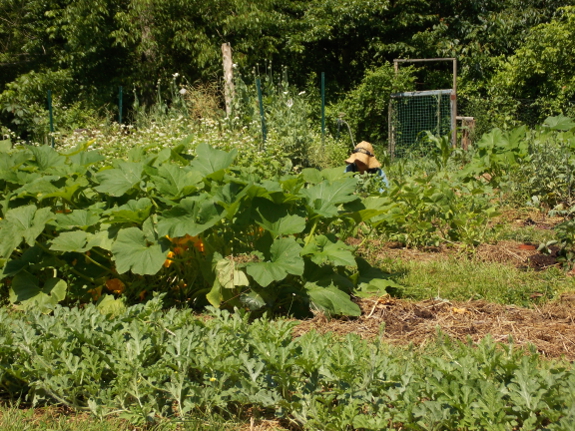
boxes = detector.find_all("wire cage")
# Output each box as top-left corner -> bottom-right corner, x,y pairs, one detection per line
388,89 -> 454,159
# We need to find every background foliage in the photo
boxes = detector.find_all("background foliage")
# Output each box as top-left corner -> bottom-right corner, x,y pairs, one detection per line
3,0 -> 575,144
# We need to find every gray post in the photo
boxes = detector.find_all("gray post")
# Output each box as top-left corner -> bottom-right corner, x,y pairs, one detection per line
222,43 -> 235,117
451,59 -> 457,148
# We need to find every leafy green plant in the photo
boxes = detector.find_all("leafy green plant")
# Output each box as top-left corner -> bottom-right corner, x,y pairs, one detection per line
460,125 -> 529,187
509,115 -> 575,210
0,140 -> 389,316
367,171 -> 499,248
0,299 -> 573,429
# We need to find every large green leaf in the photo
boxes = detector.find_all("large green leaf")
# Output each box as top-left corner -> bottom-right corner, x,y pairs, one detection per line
9,271 -> 67,310
54,209 -> 101,230
246,237 -> 304,287
301,178 -> 358,218
29,146 -> 65,172
151,164 -> 204,199
41,176 -> 90,202
305,283 -> 361,316
85,229 -> 116,252
0,205 -> 53,258
207,253 -> 248,308
94,162 -> 144,196
256,204 -> 306,238
354,278 -> 402,298
96,294 -> 126,317
214,256 -> 249,290
157,195 -> 224,238
303,167 -> 349,183
301,235 -> 356,267
104,198 -> 153,224
543,115 -> 575,131
111,227 -> 169,275
68,149 -> 105,166
0,139 -> 11,153
211,181 -> 248,220
189,143 -> 237,180
50,231 -> 90,252
12,176 -> 60,199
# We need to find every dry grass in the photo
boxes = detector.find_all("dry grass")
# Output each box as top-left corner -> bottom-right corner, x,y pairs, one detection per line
293,296 -> 575,361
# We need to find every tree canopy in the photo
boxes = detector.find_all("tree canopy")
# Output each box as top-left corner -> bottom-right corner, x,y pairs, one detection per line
1,0 -> 573,137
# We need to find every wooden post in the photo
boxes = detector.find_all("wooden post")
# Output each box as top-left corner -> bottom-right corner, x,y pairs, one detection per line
457,116 -> 475,150
221,43 -> 234,117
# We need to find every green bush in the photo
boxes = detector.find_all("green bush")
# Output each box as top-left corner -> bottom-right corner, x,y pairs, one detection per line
509,115 -> 575,210
332,64 -> 416,145
0,70 -> 103,143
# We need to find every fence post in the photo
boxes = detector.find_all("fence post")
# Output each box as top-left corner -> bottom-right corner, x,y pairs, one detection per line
451,58 -> 457,147
47,90 -> 54,148
321,72 -> 325,143
118,86 -> 123,125
256,78 -> 267,145
222,43 -> 235,117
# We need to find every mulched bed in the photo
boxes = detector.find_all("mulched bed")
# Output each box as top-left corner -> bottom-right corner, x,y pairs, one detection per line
475,240 -> 562,270
293,297 -> 575,361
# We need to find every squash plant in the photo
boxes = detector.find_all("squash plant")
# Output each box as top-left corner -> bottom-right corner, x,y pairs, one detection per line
0,140 -> 386,316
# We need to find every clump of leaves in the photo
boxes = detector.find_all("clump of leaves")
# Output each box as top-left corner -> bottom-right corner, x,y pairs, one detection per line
0,140 -> 392,316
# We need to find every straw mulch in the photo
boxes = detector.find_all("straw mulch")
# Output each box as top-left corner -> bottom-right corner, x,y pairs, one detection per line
293,296 -> 575,361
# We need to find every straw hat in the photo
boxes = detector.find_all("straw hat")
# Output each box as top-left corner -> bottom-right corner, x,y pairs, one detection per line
345,141 -> 381,169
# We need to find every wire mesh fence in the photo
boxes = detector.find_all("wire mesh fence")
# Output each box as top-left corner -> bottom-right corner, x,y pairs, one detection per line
388,90 -> 453,158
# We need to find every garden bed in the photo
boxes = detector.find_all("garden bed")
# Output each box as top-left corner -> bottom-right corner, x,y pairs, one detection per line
294,296 -> 575,361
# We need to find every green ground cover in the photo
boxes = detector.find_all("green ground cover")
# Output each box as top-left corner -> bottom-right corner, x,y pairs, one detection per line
1,297 -> 574,430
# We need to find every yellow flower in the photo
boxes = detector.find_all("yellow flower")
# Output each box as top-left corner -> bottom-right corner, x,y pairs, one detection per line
171,235 -> 205,252
209,377 -> 217,382
164,251 -> 175,267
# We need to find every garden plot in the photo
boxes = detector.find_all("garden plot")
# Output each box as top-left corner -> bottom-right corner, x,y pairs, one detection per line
294,297 -> 575,361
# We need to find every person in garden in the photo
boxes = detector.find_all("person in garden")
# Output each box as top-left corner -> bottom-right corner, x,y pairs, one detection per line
345,141 -> 389,189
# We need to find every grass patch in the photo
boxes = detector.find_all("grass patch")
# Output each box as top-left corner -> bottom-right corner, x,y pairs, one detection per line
379,256 -> 574,306
0,405 -> 130,431
496,223 -> 557,244
0,404 -> 256,431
